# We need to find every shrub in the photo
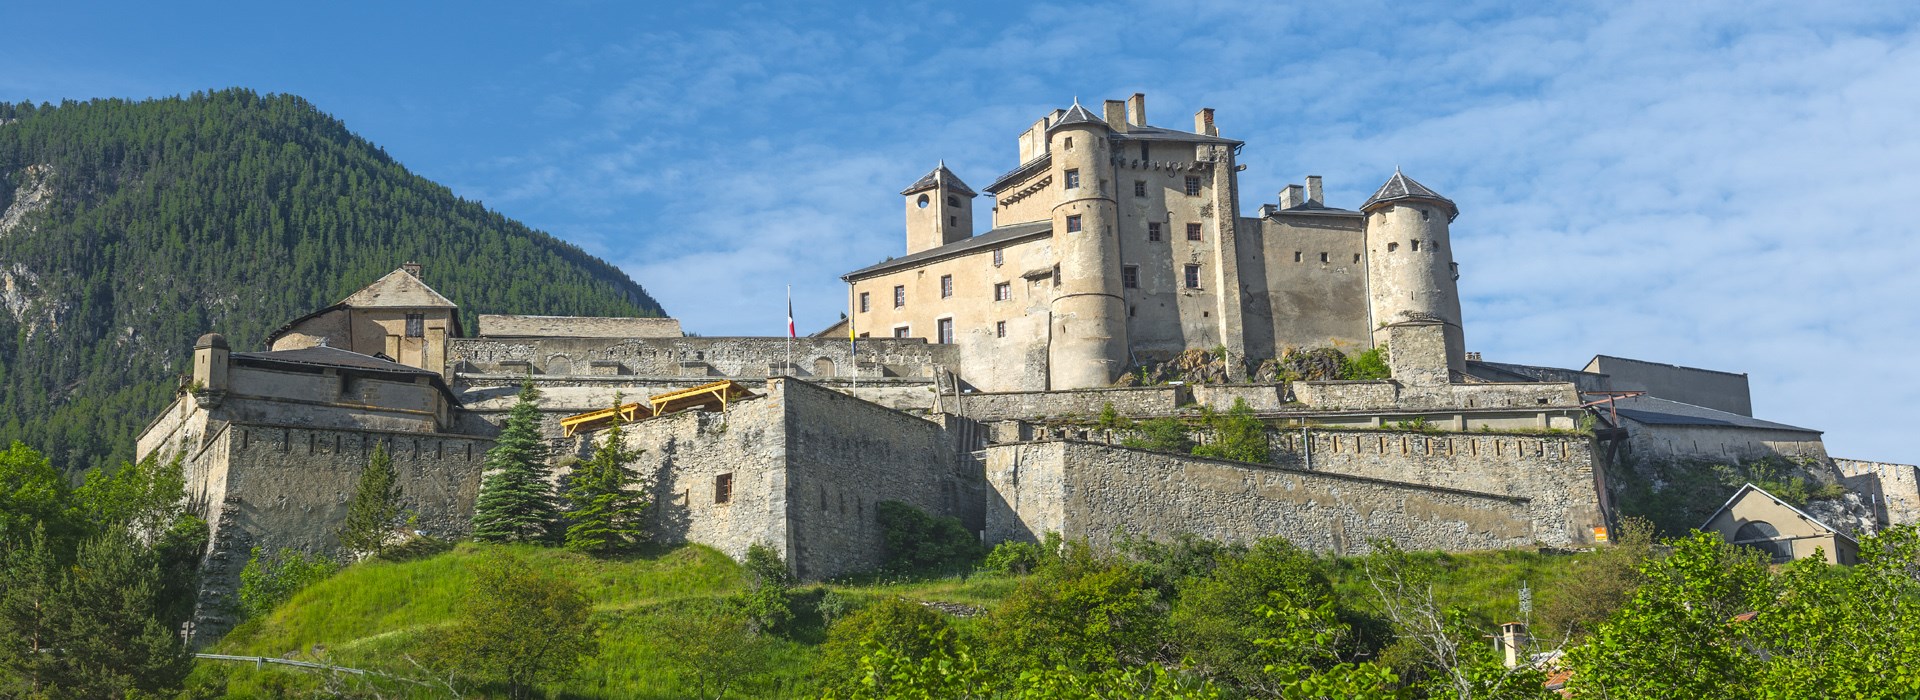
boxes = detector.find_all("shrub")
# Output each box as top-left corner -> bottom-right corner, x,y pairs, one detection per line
814,597 -> 956,696
875,500 -> 983,574
1342,345 -> 1391,380
732,543 -> 795,635
1191,399 -> 1271,463
425,550 -> 598,699
1123,417 -> 1195,454
237,547 -> 339,620
983,535 -> 1055,576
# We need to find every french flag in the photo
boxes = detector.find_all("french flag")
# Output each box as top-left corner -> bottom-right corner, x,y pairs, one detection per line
786,286 -> 796,338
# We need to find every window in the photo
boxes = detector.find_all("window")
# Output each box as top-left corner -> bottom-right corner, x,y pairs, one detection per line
947,195 -> 959,207
992,248 -> 1003,267
894,326 -> 911,338
1064,136 -> 1074,150
940,275 -> 953,298
1353,253 -> 1362,264
994,282 -> 1011,301
916,194 -> 929,208
893,285 -> 905,308
948,215 -> 957,227
1184,176 -> 1201,195
1139,143 -> 1149,160
1123,266 -> 1139,288
1066,215 -> 1082,233
937,318 -> 954,344
714,473 -> 733,504
1186,223 -> 1202,241
1051,264 -> 1061,287
1065,169 -> 1080,189
1420,208 -> 1431,221
1294,251 -> 1303,263
1388,242 -> 1400,252
405,313 -> 425,338
1134,180 -> 1146,197
995,321 -> 1007,338
1320,252 -> 1329,263
1148,222 -> 1162,241
859,292 -> 870,312
1411,240 -> 1421,252
1184,264 -> 1202,289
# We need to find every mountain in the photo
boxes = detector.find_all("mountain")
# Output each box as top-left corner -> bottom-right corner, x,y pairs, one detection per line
0,89 -> 664,472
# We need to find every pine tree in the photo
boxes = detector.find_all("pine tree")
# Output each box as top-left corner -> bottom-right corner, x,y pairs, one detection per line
0,525 -> 61,695
471,380 -> 559,543
338,442 -> 402,559
48,528 -> 191,696
563,401 -> 648,554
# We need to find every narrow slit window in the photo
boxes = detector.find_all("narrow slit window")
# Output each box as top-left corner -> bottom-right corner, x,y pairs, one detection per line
992,248 -> 1003,267
893,285 -> 906,308
714,473 -> 733,504
858,292 -> 869,312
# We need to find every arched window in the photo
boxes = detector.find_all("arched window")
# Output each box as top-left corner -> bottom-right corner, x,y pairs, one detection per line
813,357 -> 836,377
1734,521 -> 1791,562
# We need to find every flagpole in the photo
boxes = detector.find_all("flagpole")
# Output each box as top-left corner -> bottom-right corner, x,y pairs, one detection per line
785,285 -> 793,378
848,281 -> 858,399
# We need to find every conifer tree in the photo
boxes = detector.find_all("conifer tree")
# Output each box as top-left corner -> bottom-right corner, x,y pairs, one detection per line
471,380 -> 559,543
563,399 -> 648,554
338,442 -> 403,559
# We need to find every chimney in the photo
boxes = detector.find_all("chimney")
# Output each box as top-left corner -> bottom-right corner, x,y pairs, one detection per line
1495,622 -> 1529,668
1127,93 -> 1146,126
1102,100 -> 1129,133
1194,108 -> 1216,136
1279,185 -> 1304,209
402,261 -> 423,278
1305,176 -> 1324,205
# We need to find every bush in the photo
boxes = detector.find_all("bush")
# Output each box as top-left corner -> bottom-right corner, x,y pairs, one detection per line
1191,399 -> 1270,463
1171,538 -> 1354,688
982,533 -> 1062,576
425,550 -> 598,699
1342,345 -> 1390,380
237,547 -> 339,620
875,500 -> 983,574
732,543 -> 795,635
978,545 -> 1163,675
814,597 -> 956,696
1123,417 -> 1195,454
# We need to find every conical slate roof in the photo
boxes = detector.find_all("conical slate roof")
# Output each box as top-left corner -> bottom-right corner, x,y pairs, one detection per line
900,161 -> 976,197
1047,100 -> 1108,131
1362,169 -> 1457,219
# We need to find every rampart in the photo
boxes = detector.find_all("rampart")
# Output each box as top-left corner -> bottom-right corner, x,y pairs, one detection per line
984,440 -> 1536,554
447,336 -> 959,380
1294,379 -> 1580,413
477,314 -> 683,338
948,385 -> 1187,422
1837,458 -> 1920,527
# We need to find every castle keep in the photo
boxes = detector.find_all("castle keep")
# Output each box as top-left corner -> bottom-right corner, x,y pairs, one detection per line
139,94 -> 1915,642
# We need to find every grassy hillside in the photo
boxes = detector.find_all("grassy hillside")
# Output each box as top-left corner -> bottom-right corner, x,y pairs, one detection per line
0,91 -> 665,472
190,542 -> 1592,699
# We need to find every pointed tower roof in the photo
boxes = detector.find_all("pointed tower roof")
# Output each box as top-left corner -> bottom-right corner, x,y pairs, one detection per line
1362,168 -> 1458,220
1047,99 -> 1108,132
900,161 -> 977,197
341,267 -> 458,308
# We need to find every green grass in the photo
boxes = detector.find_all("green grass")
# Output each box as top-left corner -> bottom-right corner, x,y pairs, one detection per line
1323,547 -> 1579,627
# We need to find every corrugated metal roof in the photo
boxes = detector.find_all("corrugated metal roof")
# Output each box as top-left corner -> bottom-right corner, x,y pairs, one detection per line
842,221 -> 1052,280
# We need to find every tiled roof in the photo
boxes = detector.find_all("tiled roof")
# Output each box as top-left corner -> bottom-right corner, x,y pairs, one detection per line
1611,395 -> 1817,433
1362,169 -> 1458,219
842,221 -> 1052,280
900,162 -> 976,197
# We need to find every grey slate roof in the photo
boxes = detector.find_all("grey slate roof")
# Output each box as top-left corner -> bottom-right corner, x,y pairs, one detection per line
1113,124 -> 1242,146
1047,102 -> 1106,131
900,162 -> 976,197
984,154 -> 1052,195
233,346 -> 438,376
842,221 -> 1052,280
1362,169 -> 1458,219
1610,395 -> 1818,434
1273,200 -> 1361,217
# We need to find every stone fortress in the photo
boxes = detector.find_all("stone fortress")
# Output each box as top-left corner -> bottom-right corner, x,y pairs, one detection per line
136,94 -> 1918,640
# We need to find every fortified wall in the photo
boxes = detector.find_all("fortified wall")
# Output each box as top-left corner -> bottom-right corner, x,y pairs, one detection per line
1838,458 -> 1920,528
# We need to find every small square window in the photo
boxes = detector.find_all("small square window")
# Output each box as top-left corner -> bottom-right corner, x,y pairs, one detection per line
1064,137 -> 1074,150
1184,264 -> 1202,289
1353,253 -> 1362,264
948,215 -> 957,227
1066,215 -> 1082,233
1294,251 -> 1303,263
894,326 -> 910,338
1133,180 -> 1146,197
995,321 -> 1007,338
1320,252 -> 1329,263
992,248 -> 1003,267
1184,176 -> 1201,195
1187,223 -> 1202,241
1123,266 -> 1139,289
714,473 -> 733,504
1412,240 -> 1421,252
893,285 -> 905,308
940,275 -> 953,298
947,195 -> 959,207
1065,169 -> 1080,189
1148,222 -> 1162,241
859,292 -> 869,312
405,313 -> 425,338
994,282 -> 1011,301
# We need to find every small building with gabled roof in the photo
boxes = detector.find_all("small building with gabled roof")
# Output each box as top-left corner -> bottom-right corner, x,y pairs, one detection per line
266,263 -> 461,373
1702,483 -> 1858,565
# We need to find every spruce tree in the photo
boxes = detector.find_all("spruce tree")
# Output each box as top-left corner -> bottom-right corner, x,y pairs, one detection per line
471,380 -> 559,543
563,402 -> 648,554
338,442 -> 403,559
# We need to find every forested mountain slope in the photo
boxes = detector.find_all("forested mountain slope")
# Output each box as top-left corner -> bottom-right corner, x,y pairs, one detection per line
0,90 -> 664,472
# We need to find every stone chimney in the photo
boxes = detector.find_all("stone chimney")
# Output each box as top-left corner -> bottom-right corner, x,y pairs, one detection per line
402,261 -> 423,278
1279,185 -> 1304,209
1103,100 -> 1129,133
1194,108 -> 1216,136
1127,93 -> 1146,126
1305,176 -> 1324,205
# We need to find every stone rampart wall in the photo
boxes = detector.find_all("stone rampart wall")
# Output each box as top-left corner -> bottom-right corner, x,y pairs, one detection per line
983,440 -> 1534,554
1294,379 -> 1579,412
614,393 -> 791,565
949,385 -> 1186,422
448,336 -> 959,380
478,314 -> 683,338
1836,458 -> 1920,527
1624,424 -> 1827,465
1192,384 -> 1289,412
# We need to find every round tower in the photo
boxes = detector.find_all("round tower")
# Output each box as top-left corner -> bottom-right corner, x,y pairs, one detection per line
1361,169 -> 1466,375
1045,102 -> 1128,389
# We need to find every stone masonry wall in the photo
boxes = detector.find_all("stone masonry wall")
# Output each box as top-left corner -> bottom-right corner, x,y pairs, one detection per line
614,393 -> 791,565
1837,458 -> 1920,527
983,440 -> 1534,555
192,423 -> 493,641
949,385 -> 1186,422
477,314 -> 683,338
448,336 -> 960,380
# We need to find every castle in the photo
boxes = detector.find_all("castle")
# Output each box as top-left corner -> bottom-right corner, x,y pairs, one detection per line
138,94 -> 1916,642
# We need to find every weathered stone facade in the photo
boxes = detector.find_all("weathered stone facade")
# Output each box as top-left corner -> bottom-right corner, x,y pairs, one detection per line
1837,458 -> 1920,528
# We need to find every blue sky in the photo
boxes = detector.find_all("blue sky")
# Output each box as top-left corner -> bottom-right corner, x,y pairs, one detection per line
5,1 -> 1918,462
